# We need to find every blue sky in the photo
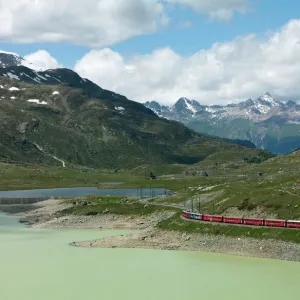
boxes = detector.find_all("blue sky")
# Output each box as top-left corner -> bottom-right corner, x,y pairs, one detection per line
111,0 -> 300,56
1,0 -> 299,67
1,0 -> 300,105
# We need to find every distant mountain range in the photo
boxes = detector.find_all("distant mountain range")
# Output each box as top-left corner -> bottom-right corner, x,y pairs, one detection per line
145,93 -> 300,154
0,50 -> 270,168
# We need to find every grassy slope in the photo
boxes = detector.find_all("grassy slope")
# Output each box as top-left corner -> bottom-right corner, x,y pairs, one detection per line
61,196 -> 175,216
0,162 -> 137,191
152,152 -> 300,221
158,213 -> 300,243
0,76 -> 259,169
2,151 -> 300,242
59,195 -> 300,244
188,117 -> 300,155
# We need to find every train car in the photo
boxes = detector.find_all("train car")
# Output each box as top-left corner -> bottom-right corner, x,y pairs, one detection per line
243,218 -> 264,226
212,215 -> 223,223
224,217 -> 243,224
190,213 -> 202,221
286,220 -> 300,228
182,211 -> 190,219
264,219 -> 286,228
202,214 -> 212,222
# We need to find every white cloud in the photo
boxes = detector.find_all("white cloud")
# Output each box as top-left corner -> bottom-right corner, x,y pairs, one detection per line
24,50 -> 62,71
0,0 -> 251,47
165,0 -> 248,21
0,0 -> 167,47
74,19 -> 300,105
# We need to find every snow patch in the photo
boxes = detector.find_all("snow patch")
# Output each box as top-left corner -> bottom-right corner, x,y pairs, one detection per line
253,100 -> 270,114
115,106 -> 125,112
35,72 -> 48,81
53,77 -> 62,83
9,87 -> 20,91
0,85 -> 3,89
205,107 -> 217,113
0,50 -> 19,55
259,94 -> 279,106
22,72 -> 41,83
10,96 -> 16,100
52,91 -> 60,95
183,97 -> 197,114
6,73 -> 20,80
27,99 -> 47,105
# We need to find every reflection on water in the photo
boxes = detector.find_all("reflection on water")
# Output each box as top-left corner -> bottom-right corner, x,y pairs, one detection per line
1,213 -> 300,300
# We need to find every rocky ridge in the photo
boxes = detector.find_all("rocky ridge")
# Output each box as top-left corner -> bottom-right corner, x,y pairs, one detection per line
145,94 -> 300,154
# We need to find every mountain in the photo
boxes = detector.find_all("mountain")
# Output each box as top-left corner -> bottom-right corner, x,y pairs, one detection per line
0,51 -> 40,70
144,93 -> 300,154
0,52 -> 272,169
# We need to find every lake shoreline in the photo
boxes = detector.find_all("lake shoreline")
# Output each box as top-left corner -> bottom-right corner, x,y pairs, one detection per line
1,200 -> 300,262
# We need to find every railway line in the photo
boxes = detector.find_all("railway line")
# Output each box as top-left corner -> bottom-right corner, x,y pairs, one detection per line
182,211 -> 300,229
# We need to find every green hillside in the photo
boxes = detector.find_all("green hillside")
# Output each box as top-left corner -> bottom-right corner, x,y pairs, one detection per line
0,74 -> 266,169
188,118 -> 300,155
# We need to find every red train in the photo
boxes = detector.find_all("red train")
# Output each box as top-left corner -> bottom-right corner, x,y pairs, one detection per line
182,211 -> 300,229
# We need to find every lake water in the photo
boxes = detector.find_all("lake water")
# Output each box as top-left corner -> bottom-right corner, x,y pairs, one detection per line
1,212 -> 300,300
0,187 -> 169,199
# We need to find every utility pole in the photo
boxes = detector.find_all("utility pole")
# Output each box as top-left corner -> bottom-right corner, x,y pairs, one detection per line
148,135 -> 151,163
211,200 -> 215,215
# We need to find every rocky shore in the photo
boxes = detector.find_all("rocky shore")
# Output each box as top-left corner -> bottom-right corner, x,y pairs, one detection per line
1,199 -> 300,262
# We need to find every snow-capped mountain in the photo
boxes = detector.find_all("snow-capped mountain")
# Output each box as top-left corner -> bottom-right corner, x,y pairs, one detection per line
145,93 -> 300,123
144,94 -> 300,154
0,50 -> 44,71
145,97 -> 206,122
174,97 -> 204,114
0,51 -> 99,93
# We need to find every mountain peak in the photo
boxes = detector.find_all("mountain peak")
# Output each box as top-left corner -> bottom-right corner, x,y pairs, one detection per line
175,97 -> 202,114
286,100 -> 298,108
0,51 -> 24,68
257,92 -> 281,108
0,50 -> 19,56
144,101 -> 162,110
0,50 -> 42,71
